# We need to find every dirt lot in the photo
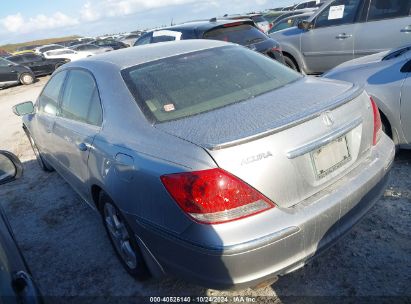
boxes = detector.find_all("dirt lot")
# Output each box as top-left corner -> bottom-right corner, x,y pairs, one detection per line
0,78 -> 410,303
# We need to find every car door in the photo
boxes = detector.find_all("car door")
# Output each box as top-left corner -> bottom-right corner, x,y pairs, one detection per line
0,58 -> 18,83
51,69 -> 102,199
354,0 -> 411,58
24,54 -> 51,76
300,0 -> 363,73
400,61 -> 411,144
31,71 -> 67,166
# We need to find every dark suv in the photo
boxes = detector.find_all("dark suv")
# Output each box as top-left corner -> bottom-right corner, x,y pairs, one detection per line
6,54 -> 68,77
0,57 -> 35,88
134,19 -> 285,64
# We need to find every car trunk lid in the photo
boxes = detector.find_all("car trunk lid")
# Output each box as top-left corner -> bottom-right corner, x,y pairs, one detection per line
155,77 -> 374,208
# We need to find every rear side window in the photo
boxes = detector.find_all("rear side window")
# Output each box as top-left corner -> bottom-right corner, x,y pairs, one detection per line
38,71 -> 67,116
122,46 -> 301,123
8,56 -> 24,64
367,0 -> 411,21
315,0 -> 362,28
24,54 -> 41,62
204,24 -> 267,46
60,70 -> 102,126
272,18 -> 294,32
135,34 -> 152,46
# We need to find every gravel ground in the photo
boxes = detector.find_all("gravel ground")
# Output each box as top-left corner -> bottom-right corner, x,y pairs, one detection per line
0,79 -> 410,304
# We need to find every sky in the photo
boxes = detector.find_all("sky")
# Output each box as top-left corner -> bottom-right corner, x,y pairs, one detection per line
0,0 -> 298,45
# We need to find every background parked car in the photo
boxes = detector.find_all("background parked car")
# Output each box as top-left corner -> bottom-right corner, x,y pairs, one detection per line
13,40 -> 394,289
118,33 -> 141,47
324,45 -> 411,149
43,48 -> 93,61
270,0 -> 411,73
0,150 -> 43,304
90,39 -> 128,50
268,12 -> 314,34
0,50 -> 11,58
6,53 -> 68,77
33,44 -> 64,55
70,44 -> 113,54
134,19 -> 285,64
0,57 -> 35,88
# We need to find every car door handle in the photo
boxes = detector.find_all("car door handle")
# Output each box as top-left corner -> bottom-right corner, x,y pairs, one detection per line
401,26 -> 411,33
78,142 -> 89,151
336,33 -> 352,39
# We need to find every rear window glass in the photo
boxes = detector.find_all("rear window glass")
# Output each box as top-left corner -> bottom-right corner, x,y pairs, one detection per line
122,46 -> 301,123
204,24 -> 267,46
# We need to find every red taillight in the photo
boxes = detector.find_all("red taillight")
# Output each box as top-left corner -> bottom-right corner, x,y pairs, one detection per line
269,23 -> 273,30
370,96 -> 382,146
160,168 -> 275,224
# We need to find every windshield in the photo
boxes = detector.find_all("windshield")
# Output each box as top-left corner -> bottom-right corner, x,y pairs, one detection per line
122,46 -> 301,123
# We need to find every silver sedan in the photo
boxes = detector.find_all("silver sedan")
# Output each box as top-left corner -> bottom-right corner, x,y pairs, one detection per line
324,44 -> 411,150
13,40 -> 394,289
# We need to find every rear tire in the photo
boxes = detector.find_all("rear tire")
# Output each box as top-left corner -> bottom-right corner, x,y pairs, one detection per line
26,132 -> 54,172
284,55 -> 299,72
19,73 -> 34,85
99,192 -> 150,280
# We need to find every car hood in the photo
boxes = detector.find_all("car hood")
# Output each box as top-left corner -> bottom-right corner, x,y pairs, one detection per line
155,76 -> 357,150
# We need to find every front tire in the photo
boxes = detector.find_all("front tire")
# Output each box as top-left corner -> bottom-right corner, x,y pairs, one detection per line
99,192 -> 150,280
284,55 -> 299,72
19,73 -> 34,85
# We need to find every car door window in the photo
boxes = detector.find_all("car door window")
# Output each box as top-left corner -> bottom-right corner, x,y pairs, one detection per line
273,18 -> 294,32
60,70 -> 102,126
367,0 -> 411,21
9,56 -> 24,64
38,71 -> 67,115
0,58 -> 13,66
314,0 -> 362,28
24,54 -> 41,62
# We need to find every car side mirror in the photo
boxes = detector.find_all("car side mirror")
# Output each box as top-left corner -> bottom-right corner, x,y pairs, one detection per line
12,101 -> 35,116
0,151 -> 23,185
298,20 -> 313,30
8,63 -> 14,67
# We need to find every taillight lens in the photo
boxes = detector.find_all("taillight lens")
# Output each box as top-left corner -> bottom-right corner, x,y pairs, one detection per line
370,96 -> 382,146
160,168 -> 275,224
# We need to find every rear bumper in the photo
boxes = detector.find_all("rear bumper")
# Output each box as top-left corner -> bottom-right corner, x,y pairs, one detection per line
128,135 -> 395,289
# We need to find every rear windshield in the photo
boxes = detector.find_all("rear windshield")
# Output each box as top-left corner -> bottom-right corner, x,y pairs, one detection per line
204,24 -> 267,46
122,46 -> 301,123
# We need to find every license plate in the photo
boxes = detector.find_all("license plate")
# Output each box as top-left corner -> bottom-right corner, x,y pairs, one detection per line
311,136 -> 351,179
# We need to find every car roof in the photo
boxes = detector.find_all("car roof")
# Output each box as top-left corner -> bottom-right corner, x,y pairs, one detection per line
66,40 -> 232,70
154,19 -> 255,34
